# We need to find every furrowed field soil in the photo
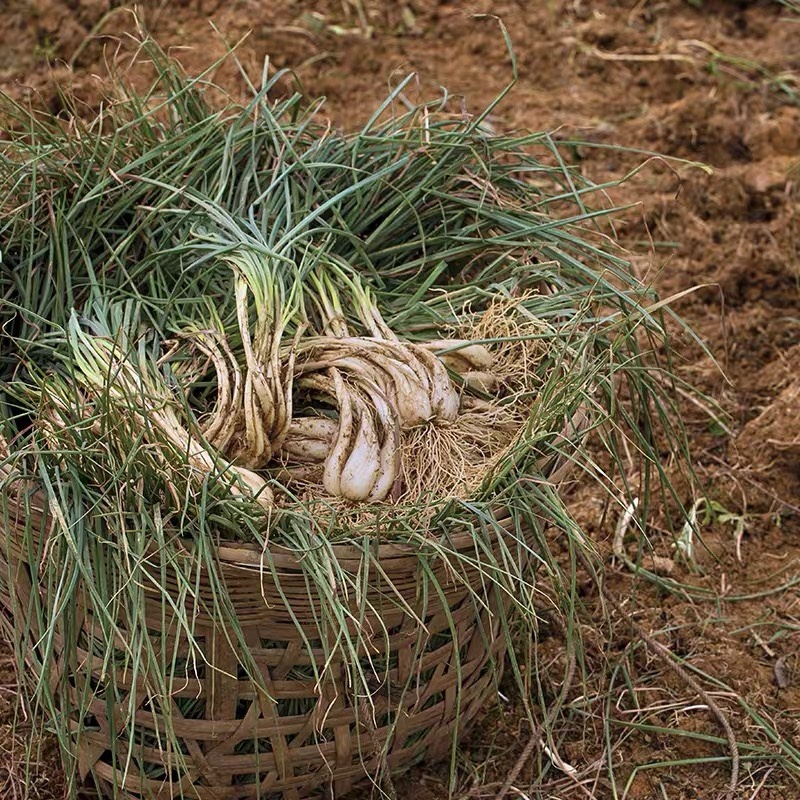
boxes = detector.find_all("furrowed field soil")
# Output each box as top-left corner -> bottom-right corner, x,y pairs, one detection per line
1,1 -> 798,798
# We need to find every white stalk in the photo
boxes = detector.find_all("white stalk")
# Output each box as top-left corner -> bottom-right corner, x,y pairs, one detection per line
339,393 -> 381,502
410,344 -> 459,422
322,368 -> 354,497
421,340 -> 494,372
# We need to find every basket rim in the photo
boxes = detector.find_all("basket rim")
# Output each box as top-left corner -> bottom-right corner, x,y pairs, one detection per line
0,405 -> 588,574
1,481 -> 518,572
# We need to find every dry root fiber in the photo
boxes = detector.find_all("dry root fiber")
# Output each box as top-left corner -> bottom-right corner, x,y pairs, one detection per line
277,295 -> 566,513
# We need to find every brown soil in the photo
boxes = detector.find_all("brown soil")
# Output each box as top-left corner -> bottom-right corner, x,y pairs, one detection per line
1,1 -> 799,799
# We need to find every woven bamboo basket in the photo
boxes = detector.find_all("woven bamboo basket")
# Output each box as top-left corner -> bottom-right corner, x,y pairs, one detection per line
0,472 -> 544,800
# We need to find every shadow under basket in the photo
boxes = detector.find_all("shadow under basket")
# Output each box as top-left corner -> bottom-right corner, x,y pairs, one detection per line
0,493 -> 532,800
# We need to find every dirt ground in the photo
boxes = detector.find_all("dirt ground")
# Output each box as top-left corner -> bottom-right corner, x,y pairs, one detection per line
1,1 -> 799,798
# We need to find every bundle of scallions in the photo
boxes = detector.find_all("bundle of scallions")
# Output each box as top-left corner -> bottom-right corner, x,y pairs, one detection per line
0,67 -> 671,523
0,38 -> 699,797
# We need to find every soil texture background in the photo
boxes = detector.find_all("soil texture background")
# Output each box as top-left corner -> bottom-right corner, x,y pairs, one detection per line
1,1 -> 799,798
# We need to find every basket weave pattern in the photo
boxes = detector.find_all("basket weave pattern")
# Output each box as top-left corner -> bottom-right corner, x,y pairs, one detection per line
1,492 -> 519,800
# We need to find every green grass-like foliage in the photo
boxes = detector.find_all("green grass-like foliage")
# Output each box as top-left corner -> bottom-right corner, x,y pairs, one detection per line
0,36 -> 696,799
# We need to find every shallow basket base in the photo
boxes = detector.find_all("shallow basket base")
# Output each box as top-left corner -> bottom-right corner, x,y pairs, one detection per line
2,507 -> 521,800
